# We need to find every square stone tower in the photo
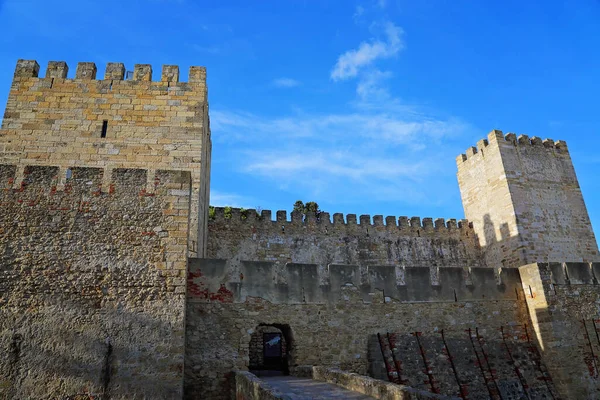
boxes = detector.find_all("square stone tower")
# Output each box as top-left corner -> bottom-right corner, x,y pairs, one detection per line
457,129 -> 599,268
0,60 -> 212,256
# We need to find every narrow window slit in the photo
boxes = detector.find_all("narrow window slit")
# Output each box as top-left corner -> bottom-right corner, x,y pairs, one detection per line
101,120 -> 108,138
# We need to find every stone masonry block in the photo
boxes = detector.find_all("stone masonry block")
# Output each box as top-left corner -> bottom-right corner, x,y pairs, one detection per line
286,263 -> 319,303
134,64 -> 152,81
75,62 -> 97,79
438,267 -> 467,300
46,61 -> 68,79
162,65 -> 179,82
189,66 -> 206,84
14,59 -> 40,77
398,267 -> 433,301
565,262 -> 594,284
549,262 -> 567,284
592,263 -> 600,283
105,62 -> 125,80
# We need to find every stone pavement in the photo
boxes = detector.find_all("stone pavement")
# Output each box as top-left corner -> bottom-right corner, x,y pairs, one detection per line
262,376 -> 375,399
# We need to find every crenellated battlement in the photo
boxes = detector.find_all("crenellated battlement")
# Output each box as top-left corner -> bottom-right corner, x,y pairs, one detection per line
12,59 -> 206,85
188,258 -> 522,304
1,58 -> 212,257
457,129 -> 599,270
457,129 -> 569,164
538,262 -> 600,285
0,163 -> 191,197
207,206 -> 484,270
209,206 -> 473,233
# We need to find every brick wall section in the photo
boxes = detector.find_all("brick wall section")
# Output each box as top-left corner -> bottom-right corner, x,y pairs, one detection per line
519,262 -> 600,399
207,208 -> 485,271
0,164 -> 191,399
457,130 -> 599,268
0,59 -> 211,256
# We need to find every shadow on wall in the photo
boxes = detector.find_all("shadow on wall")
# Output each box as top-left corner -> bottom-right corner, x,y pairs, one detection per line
519,262 -> 600,399
479,214 -> 600,399
0,165 -> 190,400
0,291 -> 184,400
368,328 -> 558,399
480,214 -> 521,270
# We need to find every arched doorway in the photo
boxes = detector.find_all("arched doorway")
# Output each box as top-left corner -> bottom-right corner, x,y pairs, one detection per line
249,324 -> 292,377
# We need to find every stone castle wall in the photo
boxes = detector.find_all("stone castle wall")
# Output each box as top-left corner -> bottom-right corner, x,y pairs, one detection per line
1,52 -> 599,400
207,208 -> 485,272
520,262 -> 600,399
184,258 -> 531,399
458,130 -> 600,268
0,164 -> 191,399
0,59 -> 211,256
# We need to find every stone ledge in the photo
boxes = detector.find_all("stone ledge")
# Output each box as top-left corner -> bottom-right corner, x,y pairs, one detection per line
233,371 -> 292,400
297,366 -> 460,400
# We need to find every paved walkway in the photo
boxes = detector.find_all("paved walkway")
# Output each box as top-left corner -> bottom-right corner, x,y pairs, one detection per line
262,376 -> 375,399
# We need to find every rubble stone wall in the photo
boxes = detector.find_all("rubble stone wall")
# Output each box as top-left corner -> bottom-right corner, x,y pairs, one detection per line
0,164 -> 191,399
207,208 -> 485,272
183,258 -> 527,399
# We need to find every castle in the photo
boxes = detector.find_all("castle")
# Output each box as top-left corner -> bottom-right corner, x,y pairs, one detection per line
0,59 -> 599,400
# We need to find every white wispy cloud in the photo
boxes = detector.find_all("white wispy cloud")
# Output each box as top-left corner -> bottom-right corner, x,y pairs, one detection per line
356,68 -> 393,102
211,108 -> 470,204
210,190 -> 255,208
353,5 -> 365,22
331,22 -> 403,81
212,109 -> 465,148
210,15 -> 474,209
245,151 -> 430,182
272,78 -> 301,88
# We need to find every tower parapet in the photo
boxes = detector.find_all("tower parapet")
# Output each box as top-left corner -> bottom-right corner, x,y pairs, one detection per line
457,130 -> 599,268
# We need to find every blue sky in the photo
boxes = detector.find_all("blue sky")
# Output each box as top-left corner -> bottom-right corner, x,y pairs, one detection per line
1,0 -> 600,234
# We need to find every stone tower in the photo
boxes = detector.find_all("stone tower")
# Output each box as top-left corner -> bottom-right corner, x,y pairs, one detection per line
0,59 -> 212,256
0,59 -> 212,398
457,129 -> 599,268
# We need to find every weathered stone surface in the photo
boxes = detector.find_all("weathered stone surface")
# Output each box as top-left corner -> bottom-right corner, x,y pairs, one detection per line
183,289 -> 528,399
262,375 -> 376,399
0,165 -> 191,399
233,371 -> 291,400
186,259 -> 522,304
0,59 -> 211,256
520,262 -> 600,399
457,130 -> 600,268
305,366 -> 459,399
207,208 -> 485,271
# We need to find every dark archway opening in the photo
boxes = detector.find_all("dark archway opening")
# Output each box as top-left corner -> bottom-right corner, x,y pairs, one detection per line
249,323 -> 293,377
